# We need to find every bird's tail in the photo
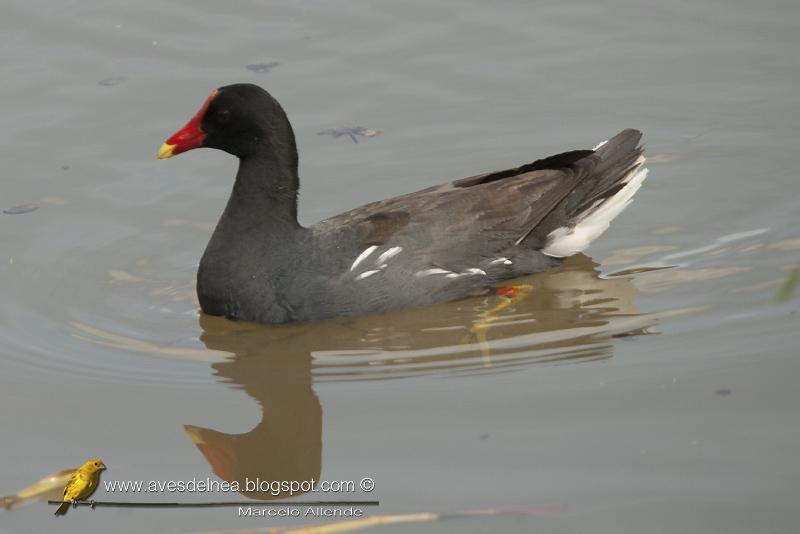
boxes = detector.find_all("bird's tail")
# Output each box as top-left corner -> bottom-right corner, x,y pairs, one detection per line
54,501 -> 69,516
539,129 -> 647,258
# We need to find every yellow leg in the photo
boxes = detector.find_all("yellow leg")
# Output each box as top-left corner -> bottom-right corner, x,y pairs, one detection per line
465,285 -> 534,366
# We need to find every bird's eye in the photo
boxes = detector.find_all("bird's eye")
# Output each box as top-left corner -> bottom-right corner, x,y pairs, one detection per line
216,108 -> 231,123
94,462 -> 100,466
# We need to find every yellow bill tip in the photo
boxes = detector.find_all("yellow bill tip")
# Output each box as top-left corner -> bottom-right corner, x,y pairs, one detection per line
157,143 -> 176,160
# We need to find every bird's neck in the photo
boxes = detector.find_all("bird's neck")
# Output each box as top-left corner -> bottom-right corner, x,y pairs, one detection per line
224,151 -> 301,232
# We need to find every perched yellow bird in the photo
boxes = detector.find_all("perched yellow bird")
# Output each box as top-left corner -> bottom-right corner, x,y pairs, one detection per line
54,458 -> 106,516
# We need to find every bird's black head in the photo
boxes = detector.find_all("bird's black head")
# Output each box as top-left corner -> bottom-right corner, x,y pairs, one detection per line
158,83 -> 294,160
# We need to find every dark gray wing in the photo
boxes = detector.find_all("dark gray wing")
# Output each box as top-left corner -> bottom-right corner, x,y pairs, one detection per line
310,149 -> 600,273
296,130 -> 643,319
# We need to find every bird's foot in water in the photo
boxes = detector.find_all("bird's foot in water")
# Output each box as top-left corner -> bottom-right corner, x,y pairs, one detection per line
465,284 -> 535,363
495,284 -> 534,299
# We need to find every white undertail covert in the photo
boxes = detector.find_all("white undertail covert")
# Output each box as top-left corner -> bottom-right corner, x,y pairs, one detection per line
542,149 -> 648,258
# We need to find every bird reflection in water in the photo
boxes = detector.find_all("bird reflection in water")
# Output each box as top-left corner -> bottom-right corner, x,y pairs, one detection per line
184,254 -> 656,500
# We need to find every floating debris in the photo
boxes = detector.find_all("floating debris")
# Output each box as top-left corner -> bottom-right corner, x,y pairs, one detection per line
0,468 -> 75,510
98,76 -> 128,87
775,266 -> 800,303
245,62 -> 280,73
714,388 -> 732,396
318,126 -> 382,144
3,204 -> 38,215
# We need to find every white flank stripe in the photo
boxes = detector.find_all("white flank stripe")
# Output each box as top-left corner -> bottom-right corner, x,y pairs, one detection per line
355,270 -> 380,280
417,267 -> 487,279
445,268 -> 487,279
416,268 -> 452,277
489,257 -> 510,265
543,156 -> 648,258
350,245 -> 378,271
593,139 -> 609,150
377,246 -> 402,264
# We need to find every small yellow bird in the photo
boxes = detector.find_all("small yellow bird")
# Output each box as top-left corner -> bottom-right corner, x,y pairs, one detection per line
54,458 -> 106,516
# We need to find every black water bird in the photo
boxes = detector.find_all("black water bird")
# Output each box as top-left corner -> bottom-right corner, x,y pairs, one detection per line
158,83 -> 647,324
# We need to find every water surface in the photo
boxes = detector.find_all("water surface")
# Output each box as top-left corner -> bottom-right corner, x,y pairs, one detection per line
1,0 -> 798,532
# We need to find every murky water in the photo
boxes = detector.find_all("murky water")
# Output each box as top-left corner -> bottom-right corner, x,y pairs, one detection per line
2,0 -> 798,532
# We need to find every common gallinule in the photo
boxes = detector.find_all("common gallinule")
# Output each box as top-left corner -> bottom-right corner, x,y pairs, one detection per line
158,84 -> 647,324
